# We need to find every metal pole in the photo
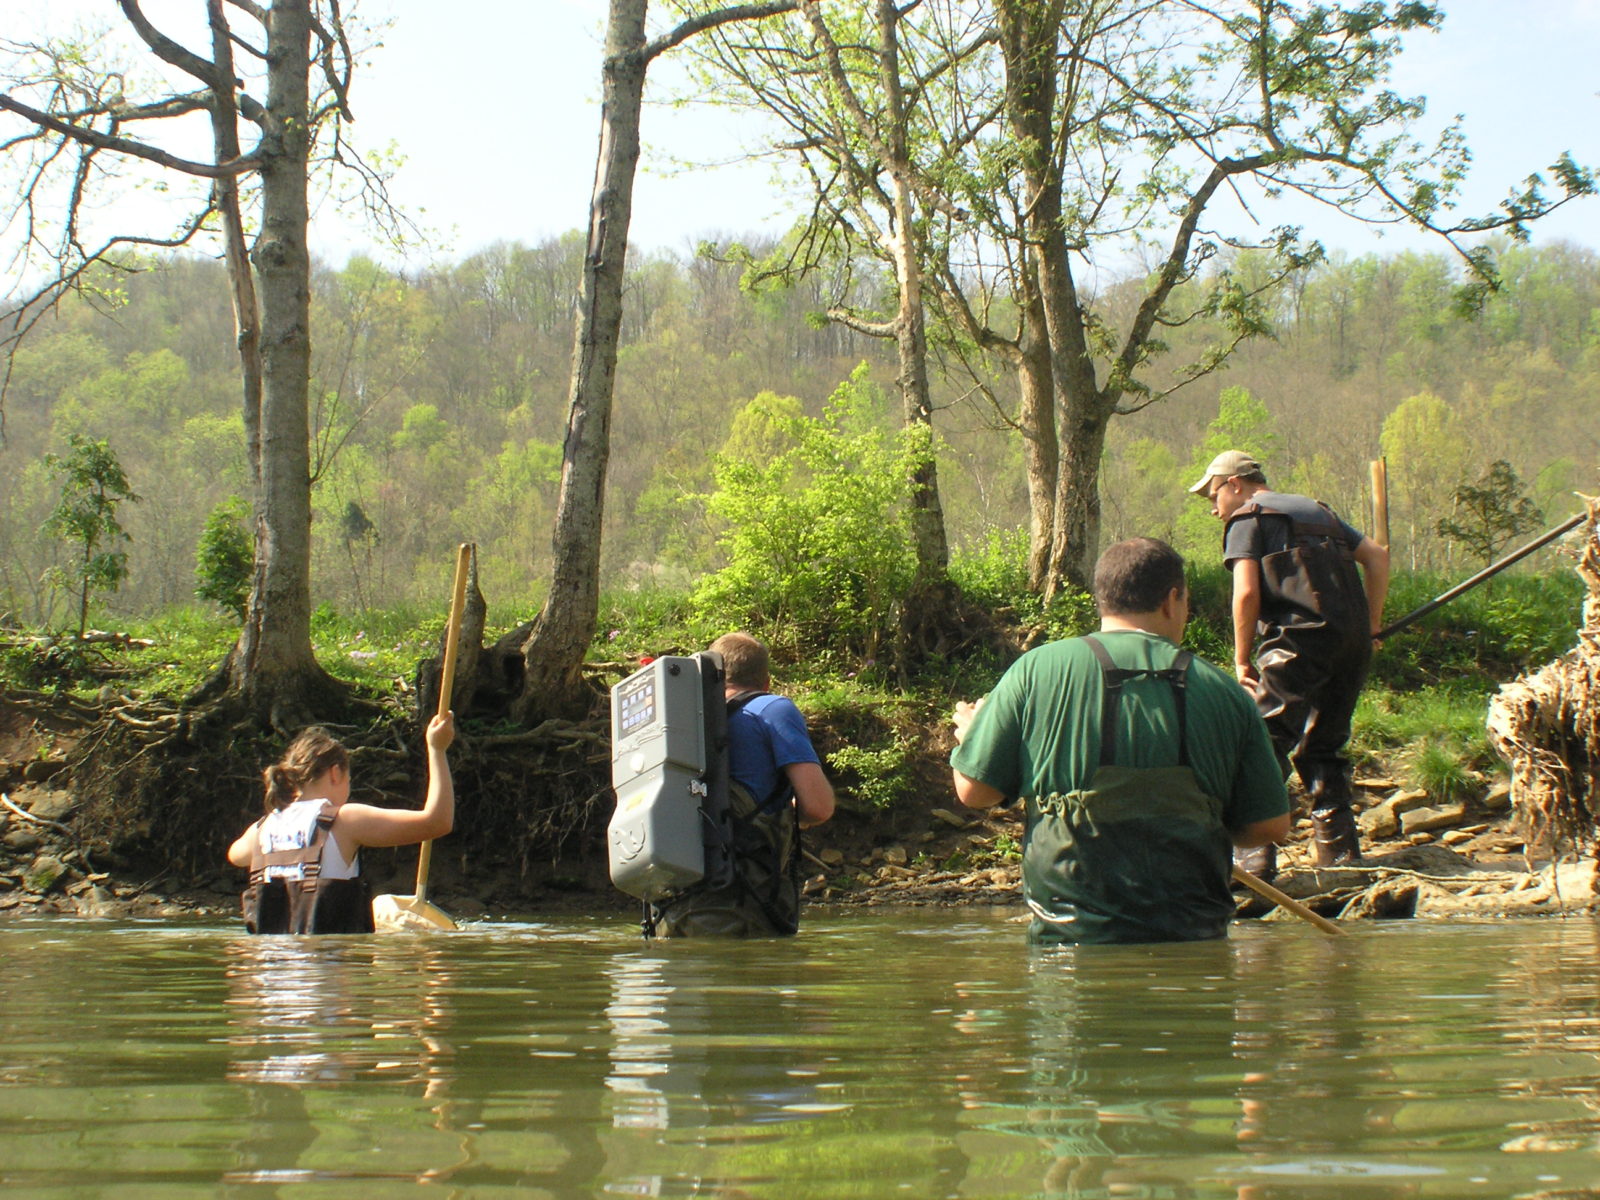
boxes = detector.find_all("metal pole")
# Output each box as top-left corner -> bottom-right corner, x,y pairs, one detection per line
1376,511 -> 1586,640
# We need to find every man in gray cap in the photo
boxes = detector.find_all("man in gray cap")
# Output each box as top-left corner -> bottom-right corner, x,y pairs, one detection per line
1189,451 -> 1389,874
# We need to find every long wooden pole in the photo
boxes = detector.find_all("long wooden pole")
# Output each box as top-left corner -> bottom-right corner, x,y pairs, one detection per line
415,543 -> 472,905
1232,864 -> 1346,936
1375,512 -> 1585,640
1370,457 -> 1390,550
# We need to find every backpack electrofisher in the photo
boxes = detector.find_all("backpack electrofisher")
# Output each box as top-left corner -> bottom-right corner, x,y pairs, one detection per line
607,653 -> 731,902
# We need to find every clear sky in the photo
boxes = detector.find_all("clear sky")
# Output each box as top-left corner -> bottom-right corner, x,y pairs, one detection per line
7,0 -> 1599,271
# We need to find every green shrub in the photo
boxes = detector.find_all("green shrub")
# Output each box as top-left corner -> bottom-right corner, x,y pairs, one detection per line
949,529 -> 1097,646
827,742 -> 915,811
949,527 -> 1032,608
194,496 -> 253,621
595,586 -> 704,663
3,638 -> 94,692
43,434 -> 139,638
692,365 -> 920,662
1371,568 -> 1580,687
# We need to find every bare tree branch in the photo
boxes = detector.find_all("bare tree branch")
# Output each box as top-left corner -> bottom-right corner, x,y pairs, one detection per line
646,2 -> 800,62
0,92 -> 259,177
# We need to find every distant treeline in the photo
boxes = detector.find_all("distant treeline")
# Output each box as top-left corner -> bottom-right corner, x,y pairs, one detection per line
2,235 -> 1594,628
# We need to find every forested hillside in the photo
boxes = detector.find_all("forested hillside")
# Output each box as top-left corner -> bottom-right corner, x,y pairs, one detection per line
2,236 -> 1594,630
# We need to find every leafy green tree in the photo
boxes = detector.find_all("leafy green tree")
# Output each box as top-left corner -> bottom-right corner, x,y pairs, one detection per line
43,435 -> 140,638
391,404 -> 451,455
195,497 -> 254,622
704,0 -> 1593,597
2,0 -> 396,727
693,365 -> 919,661
1380,391 -> 1473,569
692,2 -> 962,587
1100,437 -> 1182,547
455,438 -> 564,603
1436,460 -> 1544,567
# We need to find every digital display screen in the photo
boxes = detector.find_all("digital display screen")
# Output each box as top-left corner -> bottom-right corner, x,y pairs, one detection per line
617,675 -> 657,736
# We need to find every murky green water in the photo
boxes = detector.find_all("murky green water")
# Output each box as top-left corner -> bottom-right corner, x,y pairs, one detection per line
2,910 -> 1599,1198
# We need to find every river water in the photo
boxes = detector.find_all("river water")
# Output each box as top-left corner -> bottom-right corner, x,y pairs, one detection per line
2,910 -> 1599,1198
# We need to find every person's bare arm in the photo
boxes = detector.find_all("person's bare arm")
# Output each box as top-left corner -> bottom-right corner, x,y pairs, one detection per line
1231,812 -> 1291,850
786,761 -> 835,828
1352,535 -> 1390,636
953,768 -> 1006,810
227,821 -> 260,868
1231,558 -> 1263,691
333,713 -> 457,849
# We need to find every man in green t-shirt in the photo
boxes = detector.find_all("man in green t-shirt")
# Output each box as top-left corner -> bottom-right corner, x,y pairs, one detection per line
951,537 -> 1289,944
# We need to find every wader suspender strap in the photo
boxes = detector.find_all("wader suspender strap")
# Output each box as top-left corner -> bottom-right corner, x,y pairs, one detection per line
1235,499 -> 1350,552
247,808 -> 336,886
1082,636 -> 1193,769
726,684 -> 800,940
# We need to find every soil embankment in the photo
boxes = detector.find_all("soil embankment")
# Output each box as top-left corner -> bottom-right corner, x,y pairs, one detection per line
2,688 -> 1593,927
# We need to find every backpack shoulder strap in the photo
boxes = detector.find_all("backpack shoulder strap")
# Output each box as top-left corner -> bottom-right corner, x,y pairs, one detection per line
726,689 -> 769,716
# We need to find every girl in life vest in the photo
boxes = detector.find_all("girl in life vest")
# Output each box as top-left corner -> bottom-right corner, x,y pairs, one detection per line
228,713 -> 455,933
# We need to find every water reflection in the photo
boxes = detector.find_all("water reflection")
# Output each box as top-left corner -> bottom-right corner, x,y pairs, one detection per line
5,917 -> 1600,1197
1490,917 -> 1600,1158
601,945 -> 843,1195
940,933 -> 1448,1200
222,935 -> 461,1089
219,935 -> 472,1191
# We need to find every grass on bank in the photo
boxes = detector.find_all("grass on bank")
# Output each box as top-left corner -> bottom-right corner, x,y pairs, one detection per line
0,556 -> 1582,817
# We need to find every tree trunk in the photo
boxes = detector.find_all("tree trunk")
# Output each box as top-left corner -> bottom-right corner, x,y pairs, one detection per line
1016,289 -> 1057,592
890,208 -> 949,583
228,0 -> 336,727
876,0 -> 949,585
1047,409 -> 1109,598
515,0 -> 648,723
1037,245 -> 1108,597
206,0 -> 264,492
998,0 -> 1106,597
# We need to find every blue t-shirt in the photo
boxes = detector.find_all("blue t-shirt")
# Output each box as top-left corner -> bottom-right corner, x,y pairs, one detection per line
727,693 -> 821,809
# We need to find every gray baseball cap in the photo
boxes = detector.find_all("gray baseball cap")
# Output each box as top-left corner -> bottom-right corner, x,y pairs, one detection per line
1187,449 -> 1263,494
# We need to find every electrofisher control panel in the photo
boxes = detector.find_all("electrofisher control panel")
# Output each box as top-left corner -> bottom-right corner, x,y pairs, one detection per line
607,653 -> 726,902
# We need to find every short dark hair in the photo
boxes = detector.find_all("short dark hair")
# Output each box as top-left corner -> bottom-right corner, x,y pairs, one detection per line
709,631 -> 770,690
1093,538 -> 1186,616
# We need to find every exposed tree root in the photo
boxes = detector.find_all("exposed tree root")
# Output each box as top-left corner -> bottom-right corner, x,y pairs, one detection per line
1487,497 -> 1600,854
54,681 -> 613,890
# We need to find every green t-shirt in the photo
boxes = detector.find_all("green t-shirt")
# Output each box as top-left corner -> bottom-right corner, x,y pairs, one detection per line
951,630 -> 1287,833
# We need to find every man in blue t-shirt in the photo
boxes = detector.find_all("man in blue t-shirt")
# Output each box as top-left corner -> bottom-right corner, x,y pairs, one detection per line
1190,450 -> 1390,872
652,632 -> 835,936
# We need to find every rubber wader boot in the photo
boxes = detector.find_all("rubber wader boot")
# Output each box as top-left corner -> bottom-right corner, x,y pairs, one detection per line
1311,804 -> 1361,867
1234,843 -> 1277,885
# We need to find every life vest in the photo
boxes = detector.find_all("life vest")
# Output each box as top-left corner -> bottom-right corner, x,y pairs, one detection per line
1021,636 -> 1233,944
648,691 -> 802,938
1227,497 -> 1367,640
240,801 -> 375,935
